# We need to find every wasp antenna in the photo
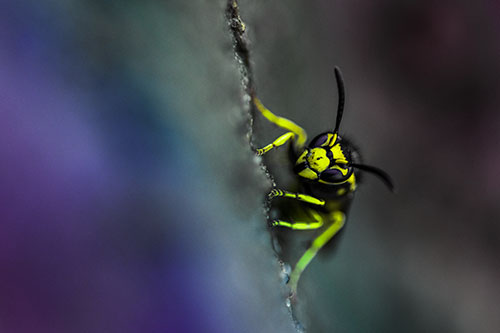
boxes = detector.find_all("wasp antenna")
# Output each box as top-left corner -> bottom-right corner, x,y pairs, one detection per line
333,66 -> 345,134
351,163 -> 396,193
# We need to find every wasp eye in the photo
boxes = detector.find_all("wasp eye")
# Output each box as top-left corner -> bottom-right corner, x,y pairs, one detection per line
320,168 -> 346,183
309,134 -> 329,148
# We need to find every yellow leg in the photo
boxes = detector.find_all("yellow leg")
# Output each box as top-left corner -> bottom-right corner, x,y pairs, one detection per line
271,209 -> 324,230
256,132 -> 295,156
289,211 -> 345,294
253,97 -> 307,148
268,189 -> 325,206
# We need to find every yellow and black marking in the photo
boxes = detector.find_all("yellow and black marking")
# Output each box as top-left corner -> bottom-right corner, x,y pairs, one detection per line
254,67 -> 395,295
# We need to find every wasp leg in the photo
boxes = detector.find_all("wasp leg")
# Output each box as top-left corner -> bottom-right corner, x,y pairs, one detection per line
288,211 -> 346,294
256,132 -> 295,156
271,208 -> 324,230
253,97 -> 307,148
268,189 -> 325,206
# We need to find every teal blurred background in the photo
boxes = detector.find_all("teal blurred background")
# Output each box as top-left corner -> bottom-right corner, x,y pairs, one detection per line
1,0 -> 500,332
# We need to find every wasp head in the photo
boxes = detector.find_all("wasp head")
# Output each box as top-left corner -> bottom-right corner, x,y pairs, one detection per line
290,67 -> 395,193
293,132 -> 356,189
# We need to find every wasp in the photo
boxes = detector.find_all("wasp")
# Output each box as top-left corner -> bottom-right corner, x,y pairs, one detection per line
253,67 -> 395,294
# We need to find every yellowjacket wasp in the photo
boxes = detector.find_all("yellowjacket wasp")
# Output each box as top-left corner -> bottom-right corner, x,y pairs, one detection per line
226,0 -> 394,296
253,67 -> 395,294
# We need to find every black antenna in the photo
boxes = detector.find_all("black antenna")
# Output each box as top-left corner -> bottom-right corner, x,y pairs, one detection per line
333,66 -> 345,134
351,163 -> 396,193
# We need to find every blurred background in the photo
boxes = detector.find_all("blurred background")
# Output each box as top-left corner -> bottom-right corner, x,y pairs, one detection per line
1,0 -> 499,332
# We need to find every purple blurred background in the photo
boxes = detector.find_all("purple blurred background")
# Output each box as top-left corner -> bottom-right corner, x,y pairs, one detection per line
1,0 -> 499,332
0,1 -> 293,332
